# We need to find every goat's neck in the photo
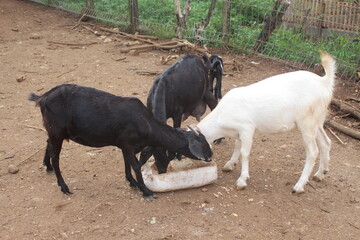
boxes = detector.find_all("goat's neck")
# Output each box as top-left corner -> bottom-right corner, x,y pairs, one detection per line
150,121 -> 188,151
197,117 -> 222,143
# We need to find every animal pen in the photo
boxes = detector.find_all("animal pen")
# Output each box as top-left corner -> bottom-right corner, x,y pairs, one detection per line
30,0 -> 359,81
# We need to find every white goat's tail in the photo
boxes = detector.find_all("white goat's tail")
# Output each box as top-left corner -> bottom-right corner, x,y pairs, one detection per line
320,51 -> 336,91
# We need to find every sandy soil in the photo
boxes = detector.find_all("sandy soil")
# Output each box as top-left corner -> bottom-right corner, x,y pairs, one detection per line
1,1 -> 359,239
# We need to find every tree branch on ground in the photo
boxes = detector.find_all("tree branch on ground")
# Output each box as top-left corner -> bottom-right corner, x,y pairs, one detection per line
325,120 -> 360,141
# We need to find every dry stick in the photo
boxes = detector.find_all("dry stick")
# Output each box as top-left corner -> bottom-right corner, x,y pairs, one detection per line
120,42 -> 184,53
47,40 -> 98,46
160,55 -> 179,65
81,25 -> 101,36
100,27 -> 158,41
346,97 -> 360,103
111,56 -> 127,62
136,70 -> 161,76
307,182 -> 316,190
133,34 -> 158,40
99,27 -> 155,44
325,120 -> 360,140
72,13 -> 87,29
18,145 -> 47,167
57,68 -> 76,78
325,126 -> 345,145
331,99 -> 360,120
121,41 -> 205,54
99,27 -> 206,53
22,124 -> 46,132
348,222 -> 360,230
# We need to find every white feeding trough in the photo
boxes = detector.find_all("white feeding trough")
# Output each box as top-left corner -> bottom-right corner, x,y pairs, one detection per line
142,157 -> 218,192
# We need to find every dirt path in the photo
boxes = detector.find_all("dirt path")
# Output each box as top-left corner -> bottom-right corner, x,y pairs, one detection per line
1,1 -> 359,239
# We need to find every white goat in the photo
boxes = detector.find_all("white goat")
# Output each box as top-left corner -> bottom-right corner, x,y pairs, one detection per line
197,52 -> 336,193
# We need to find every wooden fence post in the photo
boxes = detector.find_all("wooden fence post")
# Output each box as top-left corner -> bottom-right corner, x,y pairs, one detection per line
129,0 -> 139,34
222,0 -> 231,44
316,0 -> 326,37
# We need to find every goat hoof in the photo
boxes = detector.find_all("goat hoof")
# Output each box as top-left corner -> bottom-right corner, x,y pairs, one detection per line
46,170 -> 55,175
129,182 -> 139,188
291,188 -> 304,195
222,163 -> 235,172
312,175 -> 323,182
236,184 -> 247,190
144,194 -> 157,202
60,185 -> 72,194
235,180 -> 247,190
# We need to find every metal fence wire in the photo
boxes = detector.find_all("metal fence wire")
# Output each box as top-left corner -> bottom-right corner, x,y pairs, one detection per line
30,0 -> 359,81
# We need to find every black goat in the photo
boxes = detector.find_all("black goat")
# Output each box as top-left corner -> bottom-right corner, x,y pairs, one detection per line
209,55 -> 224,100
28,84 -> 212,200
142,54 -> 217,173
180,55 -> 224,122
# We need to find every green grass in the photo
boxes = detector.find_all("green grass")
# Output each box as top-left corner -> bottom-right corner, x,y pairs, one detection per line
32,0 -> 359,79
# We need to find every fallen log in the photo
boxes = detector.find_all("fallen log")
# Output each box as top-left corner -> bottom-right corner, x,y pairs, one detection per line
331,99 -> 360,120
325,120 -> 360,141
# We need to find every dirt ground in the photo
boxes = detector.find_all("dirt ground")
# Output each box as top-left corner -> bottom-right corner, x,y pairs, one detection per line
1,1 -> 360,239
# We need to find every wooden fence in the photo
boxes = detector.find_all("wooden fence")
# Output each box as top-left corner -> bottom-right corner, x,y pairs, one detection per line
283,0 -> 360,32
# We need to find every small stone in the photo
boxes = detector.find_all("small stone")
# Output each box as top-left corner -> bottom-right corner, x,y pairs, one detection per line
60,232 -> 68,239
8,165 -> 19,174
103,37 -> 112,43
149,217 -> 156,224
129,50 -> 139,56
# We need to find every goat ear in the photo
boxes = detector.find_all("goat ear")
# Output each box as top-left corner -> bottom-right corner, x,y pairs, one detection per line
188,136 -> 205,160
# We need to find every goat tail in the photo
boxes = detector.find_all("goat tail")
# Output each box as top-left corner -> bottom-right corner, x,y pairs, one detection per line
28,93 -> 41,102
320,51 -> 336,91
28,93 -> 43,107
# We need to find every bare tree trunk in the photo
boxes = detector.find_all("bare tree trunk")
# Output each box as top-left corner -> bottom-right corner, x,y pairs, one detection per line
174,0 -> 191,39
254,0 -> 290,52
194,0 -> 217,44
222,0 -> 231,44
129,0 -> 139,33
295,8 -> 311,34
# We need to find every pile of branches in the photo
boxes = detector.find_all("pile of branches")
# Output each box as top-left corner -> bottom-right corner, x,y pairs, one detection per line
80,24 -> 208,55
326,98 -> 360,143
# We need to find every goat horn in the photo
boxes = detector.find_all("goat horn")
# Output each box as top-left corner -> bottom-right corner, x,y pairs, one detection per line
188,125 -> 200,136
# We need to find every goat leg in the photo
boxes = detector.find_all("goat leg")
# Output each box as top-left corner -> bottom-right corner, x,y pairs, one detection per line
124,154 -> 138,188
123,148 -> 154,198
43,141 -> 53,172
50,139 -> 72,194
